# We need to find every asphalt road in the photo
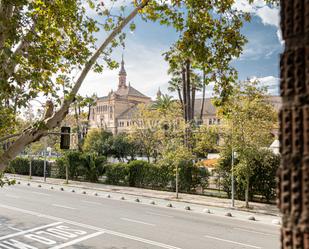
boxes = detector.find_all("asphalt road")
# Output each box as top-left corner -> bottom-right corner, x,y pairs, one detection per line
0,184 -> 280,249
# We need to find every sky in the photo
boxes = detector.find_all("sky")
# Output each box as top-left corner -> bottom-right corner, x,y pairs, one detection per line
78,0 -> 283,100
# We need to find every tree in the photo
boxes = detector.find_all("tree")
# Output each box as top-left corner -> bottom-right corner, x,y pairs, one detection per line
0,0 -> 152,168
164,0 -> 248,123
218,80 -> 277,208
130,100 -> 186,162
83,129 -> 113,156
192,125 -> 219,159
152,94 -> 174,113
217,146 -> 280,202
111,133 -> 138,162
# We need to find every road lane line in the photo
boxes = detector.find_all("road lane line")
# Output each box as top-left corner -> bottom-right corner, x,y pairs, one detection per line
49,231 -> 104,249
0,204 -> 182,249
121,218 -> 155,226
204,235 -> 261,249
7,226 -> 23,232
4,194 -> 20,199
146,211 -> 174,218
52,204 -> 76,210
82,201 -> 101,205
0,222 -> 62,240
30,191 -> 51,196
234,227 -> 278,236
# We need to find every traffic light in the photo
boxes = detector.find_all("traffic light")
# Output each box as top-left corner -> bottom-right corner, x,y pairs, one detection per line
60,127 -> 70,150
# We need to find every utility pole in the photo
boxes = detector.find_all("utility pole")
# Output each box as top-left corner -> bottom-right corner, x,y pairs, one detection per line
231,110 -> 235,208
29,155 -> 32,180
176,165 -> 179,199
43,138 -> 47,182
231,148 -> 235,208
278,1 -> 309,248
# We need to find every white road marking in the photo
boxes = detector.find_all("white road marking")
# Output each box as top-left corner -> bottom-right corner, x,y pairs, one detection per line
204,235 -> 261,249
121,218 -> 155,226
4,194 -> 20,199
0,204 -> 181,249
49,231 -> 104,249
0,222 -> 63,240
52,204 -> 76,210
7,226 -> 23,232
234,227 -> 278,236
82,201 -> 101,205
30,191 -> 50,196
146,211 -> 174,218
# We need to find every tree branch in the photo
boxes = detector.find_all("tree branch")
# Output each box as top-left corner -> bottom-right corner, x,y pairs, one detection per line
0,0 -> 151,169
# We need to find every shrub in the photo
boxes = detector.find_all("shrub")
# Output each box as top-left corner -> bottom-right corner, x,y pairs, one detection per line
127,160 -> 150,187
217,148 -> 280,202
8,157 -> 51,177
53,157 -> 66,179
8,158 -> 29,175
105,163 -> 128,185
53,152 -> 106,182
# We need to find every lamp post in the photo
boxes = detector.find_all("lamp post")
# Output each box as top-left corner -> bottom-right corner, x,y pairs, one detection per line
29,154 -> 32,180
231,149 -> 235,208
43,138 -> 47,182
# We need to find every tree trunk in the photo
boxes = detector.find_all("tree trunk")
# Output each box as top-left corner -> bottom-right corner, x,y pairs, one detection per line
186,59 -> 191,121
74,103 -> 83,152
85,104 -> 92,135
191,85 -> 196,123
177,87 -> 184,110
200,69 -> 206,122
182,66 -> 188,121
245,175 -> 249,208
0,0 -> 150,170
278,1 -> 309,248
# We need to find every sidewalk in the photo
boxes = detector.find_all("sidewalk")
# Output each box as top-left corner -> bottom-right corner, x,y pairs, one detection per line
6,174 -> 280,217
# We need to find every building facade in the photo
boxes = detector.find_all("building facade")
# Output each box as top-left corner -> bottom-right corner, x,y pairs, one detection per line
89,58 -> 151,134
89,59 -> 282,134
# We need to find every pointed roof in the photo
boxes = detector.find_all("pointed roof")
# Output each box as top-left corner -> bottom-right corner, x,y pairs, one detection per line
115,84 -> 149,98
119,55 -> 126,76
156,87 -> 162,98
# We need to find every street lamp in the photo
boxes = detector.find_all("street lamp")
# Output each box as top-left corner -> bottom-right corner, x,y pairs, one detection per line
231,149 -> 235,208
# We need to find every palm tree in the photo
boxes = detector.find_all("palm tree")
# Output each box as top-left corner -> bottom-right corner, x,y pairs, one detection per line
168,76 -> 183,107
152,94 -> 174,113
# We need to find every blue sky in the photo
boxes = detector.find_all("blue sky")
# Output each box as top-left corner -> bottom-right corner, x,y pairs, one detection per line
78,0 -> 283,99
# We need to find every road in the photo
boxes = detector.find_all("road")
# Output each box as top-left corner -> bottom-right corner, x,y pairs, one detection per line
0,184 -> 280,249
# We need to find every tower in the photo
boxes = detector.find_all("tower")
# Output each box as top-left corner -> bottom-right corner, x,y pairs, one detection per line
118,55 -> 127,88
156,87 -> 162,99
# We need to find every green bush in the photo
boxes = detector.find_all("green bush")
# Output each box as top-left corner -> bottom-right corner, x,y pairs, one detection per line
143,164 -> 173,189
53,157 -> 66,179
217,148 -> 280,202
53,152 -> 106,182
104,159 -> 209,193
127,160 -> 150,187
80,153 -> 106,182
105,163 -> 128,185
7,157 -> 51,177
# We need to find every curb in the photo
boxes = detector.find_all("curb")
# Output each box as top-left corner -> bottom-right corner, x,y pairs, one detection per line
8,176 -> 280,218
10,179 -> 282,226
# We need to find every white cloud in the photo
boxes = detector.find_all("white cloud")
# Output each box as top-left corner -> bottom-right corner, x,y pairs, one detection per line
78,40 -> 170,100
233,0 -> 279,27
276,28 -> 284,45
250,75 -> 280,95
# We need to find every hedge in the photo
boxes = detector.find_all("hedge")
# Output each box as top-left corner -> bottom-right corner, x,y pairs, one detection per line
6,157 -> 51,177
104,160 -> 210,193
53,151 -> 106,182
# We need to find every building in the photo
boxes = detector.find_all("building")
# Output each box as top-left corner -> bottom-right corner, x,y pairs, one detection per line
89,58 -> 282,134
89,58 -> 151,134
